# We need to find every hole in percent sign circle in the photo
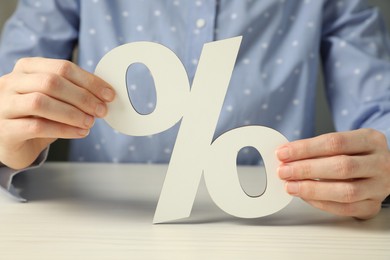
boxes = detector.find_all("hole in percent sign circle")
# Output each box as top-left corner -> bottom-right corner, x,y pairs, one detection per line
236,146 -> 267,198
126,63 -> 157,115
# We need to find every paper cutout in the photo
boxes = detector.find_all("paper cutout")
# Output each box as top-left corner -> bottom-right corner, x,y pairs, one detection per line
95,36 -> 292,223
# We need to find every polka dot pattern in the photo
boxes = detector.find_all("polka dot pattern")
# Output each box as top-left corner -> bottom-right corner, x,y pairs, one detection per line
0,0 -> 389,164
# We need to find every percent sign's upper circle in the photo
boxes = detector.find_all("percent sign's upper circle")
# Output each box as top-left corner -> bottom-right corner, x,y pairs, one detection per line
95,42 -> 191,136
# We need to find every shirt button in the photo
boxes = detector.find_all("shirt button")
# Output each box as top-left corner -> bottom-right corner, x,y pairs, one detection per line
196,19 -> 206,29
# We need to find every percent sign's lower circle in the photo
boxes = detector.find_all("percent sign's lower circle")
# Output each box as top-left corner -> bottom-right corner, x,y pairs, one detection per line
205,125 -> 292,219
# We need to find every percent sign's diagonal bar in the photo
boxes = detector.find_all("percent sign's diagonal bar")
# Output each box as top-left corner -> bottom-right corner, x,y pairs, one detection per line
153,36 -> 243,223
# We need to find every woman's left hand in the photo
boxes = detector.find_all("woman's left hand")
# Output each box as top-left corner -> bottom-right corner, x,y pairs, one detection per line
276,128 -> 390,219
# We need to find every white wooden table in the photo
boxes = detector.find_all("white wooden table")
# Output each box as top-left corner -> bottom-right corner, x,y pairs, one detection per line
0,162 -> 388,259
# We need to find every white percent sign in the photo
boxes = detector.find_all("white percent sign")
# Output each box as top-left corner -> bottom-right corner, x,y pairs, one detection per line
95,36 -> 292,223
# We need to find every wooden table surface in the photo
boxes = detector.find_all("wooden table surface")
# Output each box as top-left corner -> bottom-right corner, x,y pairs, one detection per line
0,162 -> 388,260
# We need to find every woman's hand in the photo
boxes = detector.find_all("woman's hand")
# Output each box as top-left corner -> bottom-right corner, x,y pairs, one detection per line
276,128 -> 390,219
0,57 -> 115,170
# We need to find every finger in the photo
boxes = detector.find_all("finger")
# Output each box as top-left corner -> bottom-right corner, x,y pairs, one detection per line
278,154 -> 377,180
13,57 -> 115,102
9,72 -> 107,118
304,199 -> 382,219
284,179 -> 378,203
276,129 -> 387,162
1,118 -> 90,141
6,93 -> 95,129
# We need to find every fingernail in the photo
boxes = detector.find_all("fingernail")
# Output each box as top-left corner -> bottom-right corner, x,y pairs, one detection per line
277,147 -> 290,161
84,115 -> 94,127
102,88 -> 115,101
95,103 -> 107,117
278,165 -> 292,180
78,128 -> 90,136
286,182 -> 299,195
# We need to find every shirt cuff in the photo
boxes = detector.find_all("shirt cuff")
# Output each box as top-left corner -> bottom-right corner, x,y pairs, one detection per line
0,148 -> 49,201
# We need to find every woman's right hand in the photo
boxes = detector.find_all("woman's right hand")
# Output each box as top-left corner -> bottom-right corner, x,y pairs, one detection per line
0,57 -> 115,170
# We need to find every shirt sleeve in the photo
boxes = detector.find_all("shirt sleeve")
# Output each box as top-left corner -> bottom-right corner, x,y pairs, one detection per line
0,0 -> 80,75
0,148 -> 49,201
320,0 -> 390,148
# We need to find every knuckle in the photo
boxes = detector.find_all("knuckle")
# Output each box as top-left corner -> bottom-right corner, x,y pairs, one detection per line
360,128 -> 374,136
326,134 -> 346,154
29,93 -> 46,111
55,60 -> 73,77
298,162 -> 312,179
292,141 -> 307,159
67,109 -> 79,120
26,118 -> 45,135
297,144 -> 306,158
84,74 -> 96,89
67,109 -> 84,126
371,129 -> 387,146
302,181 -> 317,199
0,72 -> 9,82
41,74 -> 61,92
335,156 -> 358,179
360,128 -> 387,149
342,183 -> 359,203
55,124 -> 69,137
14,57 -> 32,71
0,74 -> 11,88
80,90 -> 94,108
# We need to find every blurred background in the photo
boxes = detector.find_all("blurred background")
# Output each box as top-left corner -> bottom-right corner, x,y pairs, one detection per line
0,1 -> 390,161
